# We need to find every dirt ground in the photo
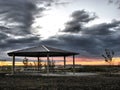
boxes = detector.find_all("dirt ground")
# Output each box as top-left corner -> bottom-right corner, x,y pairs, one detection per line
0,75 -> 120,90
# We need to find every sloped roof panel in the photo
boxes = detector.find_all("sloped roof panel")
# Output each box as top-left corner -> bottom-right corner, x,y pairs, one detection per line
8,45 -> 79,57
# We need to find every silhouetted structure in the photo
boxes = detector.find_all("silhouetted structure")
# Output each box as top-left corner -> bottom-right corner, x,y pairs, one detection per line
8,45 -> 79,75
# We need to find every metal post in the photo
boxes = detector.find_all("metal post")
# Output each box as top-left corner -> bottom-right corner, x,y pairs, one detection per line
12,54 -> 15,74
64,56 -> 66,73
47,54 -> 49,75
73,55 -> 75,75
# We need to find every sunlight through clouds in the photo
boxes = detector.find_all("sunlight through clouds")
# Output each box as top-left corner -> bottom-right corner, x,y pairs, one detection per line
32,7 -> 70,39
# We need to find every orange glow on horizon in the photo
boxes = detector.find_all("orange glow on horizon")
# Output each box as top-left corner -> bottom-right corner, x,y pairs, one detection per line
0,57 -> 120,66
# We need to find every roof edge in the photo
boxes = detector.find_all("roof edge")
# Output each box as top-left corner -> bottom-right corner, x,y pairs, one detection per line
42,45 -> 49,51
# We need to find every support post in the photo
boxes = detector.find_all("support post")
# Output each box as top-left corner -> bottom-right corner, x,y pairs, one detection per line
64,56 -> 66,73
47,54 -> 49,75
73,55 -> 75,75
12,54 -> 15,74
38,57 -> 40,71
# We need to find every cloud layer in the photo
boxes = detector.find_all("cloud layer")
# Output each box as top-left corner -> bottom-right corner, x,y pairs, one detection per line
0,0 -> 120,60
42,10 -> 120,58
62,10 -> 97,33
0,0 -> 60,59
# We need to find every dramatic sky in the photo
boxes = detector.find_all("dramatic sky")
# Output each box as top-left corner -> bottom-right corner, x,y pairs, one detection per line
0,0 -> 120,64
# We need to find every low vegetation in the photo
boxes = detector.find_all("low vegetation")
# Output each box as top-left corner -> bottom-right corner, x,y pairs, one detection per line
0,65 -> 120,90
0,75 -> 120,90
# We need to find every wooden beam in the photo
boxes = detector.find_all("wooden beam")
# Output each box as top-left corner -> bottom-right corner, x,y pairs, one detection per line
38,57 -> 40,71
47,54 -> 49,75
64,56 -> 66,73
12,54 -> 15,74
73,55 -> 75,75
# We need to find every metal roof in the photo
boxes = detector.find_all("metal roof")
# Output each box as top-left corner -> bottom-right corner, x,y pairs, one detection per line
8,45 -> 79,57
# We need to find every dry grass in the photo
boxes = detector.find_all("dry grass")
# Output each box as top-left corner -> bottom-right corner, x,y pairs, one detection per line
0,75 -> 120,90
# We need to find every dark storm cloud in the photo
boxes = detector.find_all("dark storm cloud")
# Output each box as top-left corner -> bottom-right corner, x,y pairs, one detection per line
6,36 -> 40,45
62,10 -> 97,33
71,10 -> 97,23
0,0 -> 39,50
0,33 -> 7,39
42,34 -> 104,58
0,0 -> 41,35
43,19 -> 120,58
0,0 -> 59,36
82,20 -> 120,35
0,0 -> 64,38
57,9 -> 120,58
0,0 -> 61,59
